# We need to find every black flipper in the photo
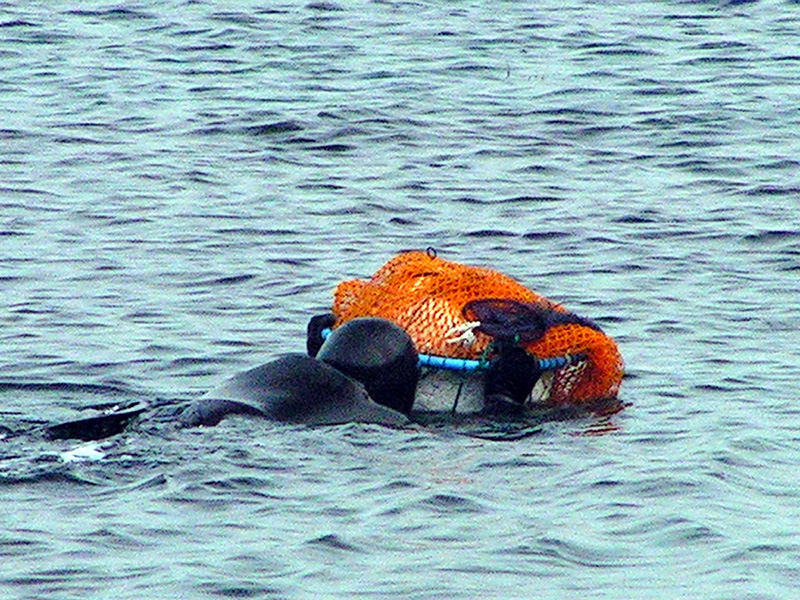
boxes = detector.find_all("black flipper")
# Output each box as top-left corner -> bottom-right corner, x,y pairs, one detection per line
44,402 -> 149,441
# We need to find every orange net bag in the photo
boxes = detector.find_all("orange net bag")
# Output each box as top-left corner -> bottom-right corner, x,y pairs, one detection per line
332,250 -> 623,405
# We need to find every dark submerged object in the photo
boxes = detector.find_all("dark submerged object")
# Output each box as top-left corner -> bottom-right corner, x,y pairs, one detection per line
44,401 -> 149,441
180,317 -> 419,428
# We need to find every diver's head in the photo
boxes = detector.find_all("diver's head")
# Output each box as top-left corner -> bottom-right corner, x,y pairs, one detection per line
316,317 -> 419,415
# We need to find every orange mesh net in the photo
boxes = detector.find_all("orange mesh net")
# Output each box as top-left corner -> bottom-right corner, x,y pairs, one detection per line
331,250 -> 623,405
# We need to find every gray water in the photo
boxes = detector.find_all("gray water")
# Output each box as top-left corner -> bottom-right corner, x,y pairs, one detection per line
2,1 -> 800,598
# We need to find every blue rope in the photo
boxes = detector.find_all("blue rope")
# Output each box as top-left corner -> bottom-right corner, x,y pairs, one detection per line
419,354 -> 485,371
320,328 -> 584,373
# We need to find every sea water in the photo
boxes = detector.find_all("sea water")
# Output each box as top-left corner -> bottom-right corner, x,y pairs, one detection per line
2,1 -> 800,598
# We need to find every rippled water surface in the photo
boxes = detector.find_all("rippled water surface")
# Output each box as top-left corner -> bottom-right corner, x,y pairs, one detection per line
2,1 -> 800,598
